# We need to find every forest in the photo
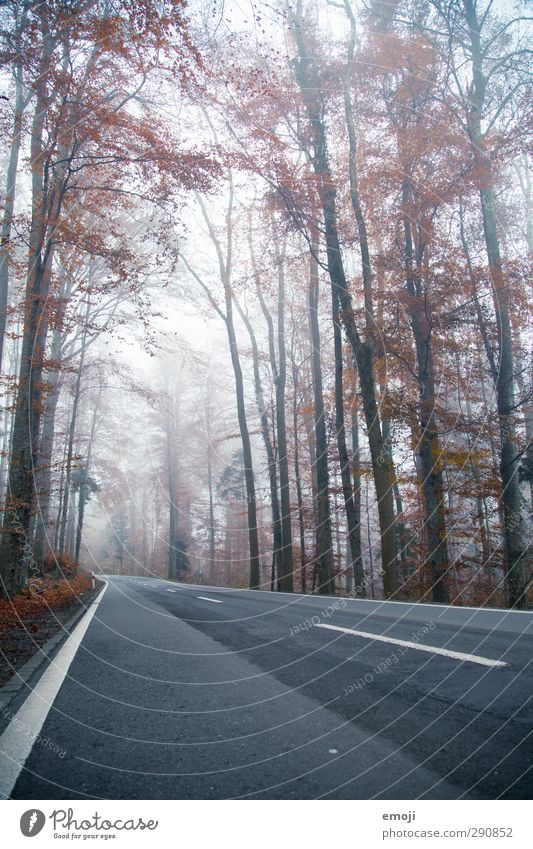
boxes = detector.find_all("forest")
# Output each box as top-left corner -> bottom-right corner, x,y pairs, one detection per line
0,0 -> 531,610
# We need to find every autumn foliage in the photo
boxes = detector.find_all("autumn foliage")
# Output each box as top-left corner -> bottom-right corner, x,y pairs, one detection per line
0,571 -> 96,631
0,0 -> 531,610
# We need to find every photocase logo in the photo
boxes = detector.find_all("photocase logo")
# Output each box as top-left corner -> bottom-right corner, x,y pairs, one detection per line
20,810 -> 46,837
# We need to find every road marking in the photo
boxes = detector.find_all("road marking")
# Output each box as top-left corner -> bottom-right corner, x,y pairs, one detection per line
197,596 -> 223,604
0,581 -> 108,799
166,589 -> 178,593
314,623 -> 507,668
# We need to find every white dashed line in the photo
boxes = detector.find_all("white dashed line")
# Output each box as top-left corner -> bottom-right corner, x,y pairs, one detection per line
314,623 -> 507,668
197,596 -> 223,604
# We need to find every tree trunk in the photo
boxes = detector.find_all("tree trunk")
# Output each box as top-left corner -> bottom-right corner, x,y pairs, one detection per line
332,287 -> 365,595
32,365 -> 61,569
167,435 -> 179,580
234,296 -> 282,590
291,9 -> 398,597
464,396 -> 492,570
58,299 -> 90,555
74,392 -> 100,565
308,236 -> 335,594
64,489 -> 76,559
224,298 -> 261,588
463,0 -> 530,607
402,181 -> 450,603
341,0 -> 374,338
0,8 -> 28,374
207,436 -> 216,585
33,322 -> 64,569
350,373 -> 364,592
0,328 -> 21,502
54,399 -> 71,553
273,232 -> 294,591
194,183 -> 260,590
512,327 -> 533,511
291,345 -> 307,593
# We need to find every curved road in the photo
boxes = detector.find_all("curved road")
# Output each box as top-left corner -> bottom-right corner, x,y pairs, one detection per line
1,575 -> 532,799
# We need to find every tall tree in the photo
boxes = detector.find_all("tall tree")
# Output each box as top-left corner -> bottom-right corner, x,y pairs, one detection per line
291,0 -> 398,596
0,0 -> 210,597
429,0 -> 531,606
182,178 -> 261,589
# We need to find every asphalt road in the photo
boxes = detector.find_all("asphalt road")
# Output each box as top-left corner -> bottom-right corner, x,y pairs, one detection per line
3,576 -> 533,799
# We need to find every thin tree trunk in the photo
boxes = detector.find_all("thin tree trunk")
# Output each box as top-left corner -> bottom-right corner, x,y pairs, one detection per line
58,299 -> 90,554
302,378 -> 319,527
0,328 -> 21,501
166,362 -> 186,581
512,326 -> 533,511
224,305 -> 261,588
203,372 -> 217,585
333,287 -> 365,595
64,490 -> 76,559
308,235 -> 335,594
167,431 -> 178,580
249,228 -> 291,590
54,399 -> 71,553
74,390 -> 100,564
350,374 -> 364,592
291,343 -> 307,593
273,230 -> 294,591
465,398 -> 492,570
234,296 -> 282,590
365,476 -> 375,598
207,433 -> 216,586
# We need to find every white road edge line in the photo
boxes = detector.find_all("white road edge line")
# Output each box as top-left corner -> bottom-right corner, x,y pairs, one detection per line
314,623 -> 507,668
0,579 -> 109,800
197,596 -> 223,604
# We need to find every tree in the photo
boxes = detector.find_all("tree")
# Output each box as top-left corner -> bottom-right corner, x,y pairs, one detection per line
308,231 -> 335,594
290,0 -> 398,597
181,176 -> 261,589
426,0 -> 532,606
0,0 -> 211,597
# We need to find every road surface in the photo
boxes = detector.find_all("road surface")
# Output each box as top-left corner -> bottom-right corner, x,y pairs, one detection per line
1,576 -> 532,799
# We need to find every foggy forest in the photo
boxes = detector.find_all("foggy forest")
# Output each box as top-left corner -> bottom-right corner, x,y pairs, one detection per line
0,0 -> 531,610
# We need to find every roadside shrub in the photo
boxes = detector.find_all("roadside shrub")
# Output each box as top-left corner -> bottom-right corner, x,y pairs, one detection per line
0,572 -> 94,630
43,551 -> 78,577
